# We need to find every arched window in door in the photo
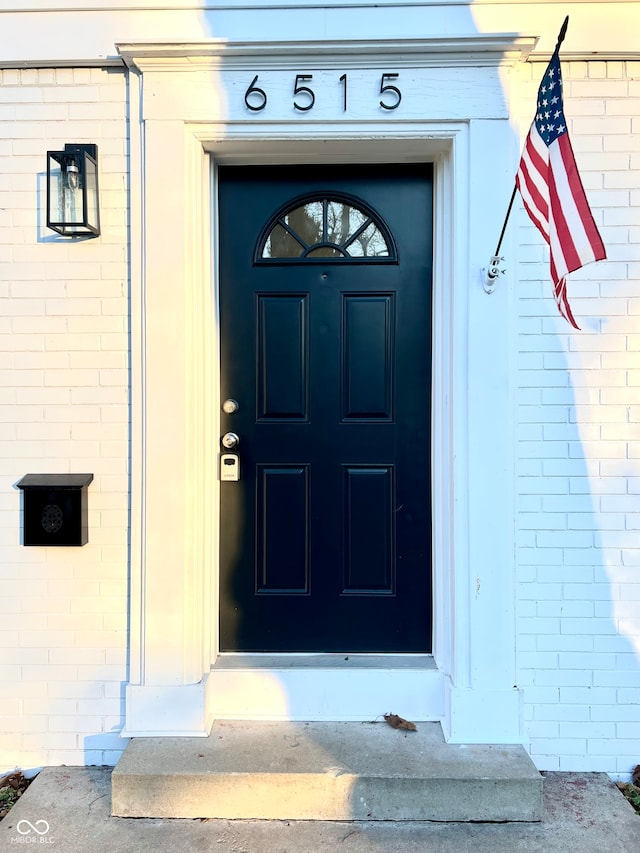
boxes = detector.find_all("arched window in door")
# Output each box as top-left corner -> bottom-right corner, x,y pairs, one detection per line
256,194 -> 397,262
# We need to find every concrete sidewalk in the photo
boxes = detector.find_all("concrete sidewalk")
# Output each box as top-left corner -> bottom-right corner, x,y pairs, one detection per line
1,766 -> 639,853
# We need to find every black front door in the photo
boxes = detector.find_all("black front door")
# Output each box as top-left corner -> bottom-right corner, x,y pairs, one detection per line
218,164 -> 432,652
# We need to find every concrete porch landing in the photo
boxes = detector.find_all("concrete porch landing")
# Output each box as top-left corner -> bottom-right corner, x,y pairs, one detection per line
111,721 -> 543,821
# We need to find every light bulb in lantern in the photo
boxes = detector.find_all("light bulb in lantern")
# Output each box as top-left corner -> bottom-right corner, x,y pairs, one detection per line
66,159 -> 80,191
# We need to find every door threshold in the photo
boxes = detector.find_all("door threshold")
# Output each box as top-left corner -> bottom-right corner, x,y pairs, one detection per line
208,654 -> 444,722
213,653 -> 437,670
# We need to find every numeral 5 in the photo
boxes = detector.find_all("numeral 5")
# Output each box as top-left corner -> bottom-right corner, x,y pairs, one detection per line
379,73 -> 401,110
293,74 -> 315,111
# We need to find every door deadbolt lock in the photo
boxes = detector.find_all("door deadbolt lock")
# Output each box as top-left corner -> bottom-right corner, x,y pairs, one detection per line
222,398 -> 239,414
221,432 -> 240,450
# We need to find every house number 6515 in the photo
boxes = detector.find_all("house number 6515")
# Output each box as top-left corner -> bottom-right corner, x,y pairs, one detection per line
243,73 -> 402,112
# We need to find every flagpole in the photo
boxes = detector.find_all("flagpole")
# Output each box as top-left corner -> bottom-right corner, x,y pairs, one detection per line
555,16 -> 569,54
493,185 -> 517,258
484,16 -> 570,292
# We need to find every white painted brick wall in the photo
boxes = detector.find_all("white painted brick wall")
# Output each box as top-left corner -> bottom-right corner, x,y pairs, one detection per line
0,66 -> 129,771
2,54 -> 638,781
515,59 -> 640,781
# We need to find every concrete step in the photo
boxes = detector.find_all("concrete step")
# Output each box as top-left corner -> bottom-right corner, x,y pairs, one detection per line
111,721 -> 543,821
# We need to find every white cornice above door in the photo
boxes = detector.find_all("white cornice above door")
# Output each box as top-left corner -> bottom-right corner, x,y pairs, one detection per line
117,35 -> 538,72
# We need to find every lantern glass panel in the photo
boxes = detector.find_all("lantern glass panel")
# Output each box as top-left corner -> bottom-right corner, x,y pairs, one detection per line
47,154 -> 65,228
64,164 -> 85,228
83,153 -> 99,234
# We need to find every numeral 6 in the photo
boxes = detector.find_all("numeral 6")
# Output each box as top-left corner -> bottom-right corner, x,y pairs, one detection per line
244,75 -> 267,111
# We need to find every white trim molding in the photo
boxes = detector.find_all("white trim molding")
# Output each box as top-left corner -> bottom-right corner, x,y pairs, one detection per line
118,35 -> 538,69
121,35 -> 524,743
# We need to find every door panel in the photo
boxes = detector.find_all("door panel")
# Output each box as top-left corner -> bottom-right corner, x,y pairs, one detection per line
257,294 -> 309,420
342,294 -> 394,420
342,465 -> 394,593
257,464 -> 310,594
218,164 -> 433,653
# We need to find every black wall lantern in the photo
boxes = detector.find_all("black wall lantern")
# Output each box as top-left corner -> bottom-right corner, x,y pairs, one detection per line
46,143 -> 100,237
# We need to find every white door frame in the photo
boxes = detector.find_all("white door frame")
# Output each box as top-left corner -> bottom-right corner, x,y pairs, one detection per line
119,37 -> 533,743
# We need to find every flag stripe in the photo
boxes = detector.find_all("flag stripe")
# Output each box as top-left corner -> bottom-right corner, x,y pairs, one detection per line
551,140 -> 596,272
548,149 -> 584,279
516,138 -> 550,241
519,131 -> 550,213
558,133 -> 606,261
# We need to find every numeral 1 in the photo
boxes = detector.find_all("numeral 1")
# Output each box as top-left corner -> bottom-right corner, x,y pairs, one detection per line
339,73 -> 347,112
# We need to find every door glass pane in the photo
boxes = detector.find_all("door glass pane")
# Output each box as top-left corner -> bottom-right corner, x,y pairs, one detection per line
345,221 -> 391,258
306,246 -> 344,258
326,201 -> 368,245
260,197 -> 393,261
263,223 -> 306,258
283,202 -> 323,246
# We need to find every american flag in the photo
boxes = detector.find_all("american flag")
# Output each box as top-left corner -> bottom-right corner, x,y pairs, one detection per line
516,50 -> 606,329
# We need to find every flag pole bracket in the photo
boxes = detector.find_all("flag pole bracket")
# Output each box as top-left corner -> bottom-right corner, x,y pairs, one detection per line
482,256 -> 505,294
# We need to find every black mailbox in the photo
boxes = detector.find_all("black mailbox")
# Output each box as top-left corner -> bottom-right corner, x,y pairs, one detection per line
17,474 -> 94,546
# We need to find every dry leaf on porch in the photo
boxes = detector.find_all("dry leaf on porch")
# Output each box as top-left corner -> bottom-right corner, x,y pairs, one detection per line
384,713 -> 417,732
